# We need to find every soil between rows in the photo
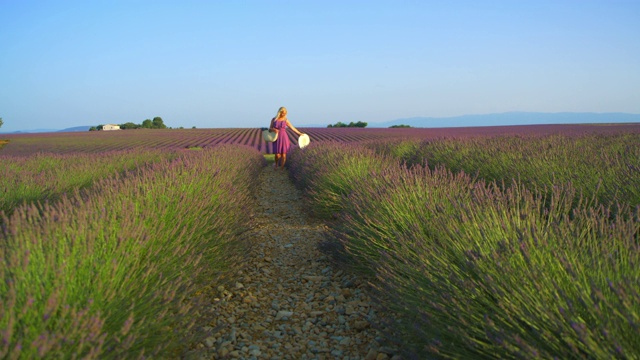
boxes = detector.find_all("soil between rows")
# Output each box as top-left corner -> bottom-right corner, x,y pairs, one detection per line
184,165 -> 402,359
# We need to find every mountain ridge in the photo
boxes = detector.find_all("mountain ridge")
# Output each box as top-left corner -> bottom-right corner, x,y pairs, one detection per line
0,126 -> 92,134
305,112 -> 640,128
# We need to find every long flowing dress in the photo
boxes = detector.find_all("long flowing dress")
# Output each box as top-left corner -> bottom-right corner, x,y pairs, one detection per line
272,119 -> 291,154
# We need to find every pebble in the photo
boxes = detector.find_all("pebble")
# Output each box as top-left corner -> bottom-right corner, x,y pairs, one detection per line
185,168 -> 401,359
204,337 -> 215,348
275,310 -> 294,321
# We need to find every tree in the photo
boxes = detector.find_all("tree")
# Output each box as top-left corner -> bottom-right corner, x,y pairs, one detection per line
152,116 -> 166,129
142,119 -> 153,129
0,117 -> 3,129
327,121 -> 367,128
120,122 -> 139,129
351,121 -> 367,128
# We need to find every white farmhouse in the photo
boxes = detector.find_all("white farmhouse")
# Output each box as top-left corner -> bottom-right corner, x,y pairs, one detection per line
102,124 -> 121,131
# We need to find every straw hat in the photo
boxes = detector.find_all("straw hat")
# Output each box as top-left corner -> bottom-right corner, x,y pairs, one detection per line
262,129 -> 278,142
298,134 -> 310,148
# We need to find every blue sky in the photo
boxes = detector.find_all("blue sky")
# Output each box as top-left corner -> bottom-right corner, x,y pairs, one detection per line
1,0 -> 639,131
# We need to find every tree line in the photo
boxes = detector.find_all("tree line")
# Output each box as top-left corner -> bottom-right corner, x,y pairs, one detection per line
325,121 -> 412,128
327,121 -> 368,128
90,117 -> 167,131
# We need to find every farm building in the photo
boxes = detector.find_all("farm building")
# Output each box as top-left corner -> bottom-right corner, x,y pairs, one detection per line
102,124 -> 121,131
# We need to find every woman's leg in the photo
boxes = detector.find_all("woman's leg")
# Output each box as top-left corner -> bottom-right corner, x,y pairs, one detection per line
280,154 -> 287,169
274,154 -> 281,169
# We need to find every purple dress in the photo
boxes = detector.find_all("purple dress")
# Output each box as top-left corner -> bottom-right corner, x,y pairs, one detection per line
272,119 -> 291,154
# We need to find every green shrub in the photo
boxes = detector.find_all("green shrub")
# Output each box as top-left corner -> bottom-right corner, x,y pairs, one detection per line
289,141 -> 640,359
0,145 -> 265,358
288,142 -> 398,219
371,133 -> 640,213
0,150 -> 173,216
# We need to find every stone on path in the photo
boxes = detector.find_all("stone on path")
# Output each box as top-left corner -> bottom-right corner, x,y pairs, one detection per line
184,167 -> 401,359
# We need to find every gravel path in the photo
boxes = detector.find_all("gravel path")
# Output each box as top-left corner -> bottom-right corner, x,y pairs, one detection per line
185,166 -> 402,359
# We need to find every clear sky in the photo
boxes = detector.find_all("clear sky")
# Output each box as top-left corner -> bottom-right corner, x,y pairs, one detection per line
1,0 -> 639,131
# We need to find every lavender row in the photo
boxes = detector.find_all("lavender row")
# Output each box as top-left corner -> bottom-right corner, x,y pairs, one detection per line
287,142 -> 640,358
0,145 -> 265,358
0,149 -> 174,216
365,131 -> 640,212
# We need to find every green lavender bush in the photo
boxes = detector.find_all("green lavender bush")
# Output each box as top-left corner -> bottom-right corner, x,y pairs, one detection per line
288,142 -> 398,219
348,167 -> 639,358
289,142 -> 640,359
0,145 -> 265,358
0,149 -> 173,216
367,133 -> 640,212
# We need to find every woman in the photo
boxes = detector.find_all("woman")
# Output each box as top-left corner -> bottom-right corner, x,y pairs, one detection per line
269,106 -> 304,170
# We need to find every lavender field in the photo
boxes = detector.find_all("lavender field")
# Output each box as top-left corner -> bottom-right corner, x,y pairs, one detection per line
287,126 -> 640,358
2,123 -> 639,155
1,123 -> 639,358
1,145 -> 265,358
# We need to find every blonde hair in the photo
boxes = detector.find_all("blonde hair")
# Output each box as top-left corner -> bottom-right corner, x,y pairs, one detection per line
275,106 -> 287,119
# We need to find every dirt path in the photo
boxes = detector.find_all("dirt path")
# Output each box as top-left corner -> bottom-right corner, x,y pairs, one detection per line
185,166 -> 401,359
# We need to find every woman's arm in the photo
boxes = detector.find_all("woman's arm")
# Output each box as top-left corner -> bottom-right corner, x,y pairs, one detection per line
286,119 -> 303,136
269,118 -> 277,133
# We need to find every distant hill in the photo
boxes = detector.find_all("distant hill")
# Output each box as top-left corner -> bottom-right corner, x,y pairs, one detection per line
0,126 -> 92,134
368,112 -> 640,128
58,126 -> 92,132
0,128 -> 58,134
